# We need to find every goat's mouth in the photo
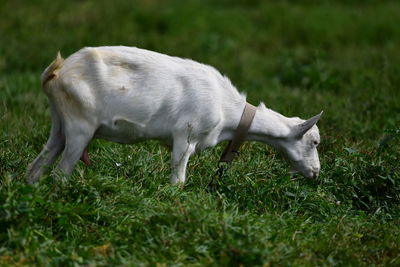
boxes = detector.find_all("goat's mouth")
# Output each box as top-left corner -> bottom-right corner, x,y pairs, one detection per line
289,170 -> 301,181
290,168 -> 317,179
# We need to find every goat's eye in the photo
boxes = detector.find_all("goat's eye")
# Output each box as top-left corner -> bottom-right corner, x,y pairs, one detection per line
313,141 -> 319,146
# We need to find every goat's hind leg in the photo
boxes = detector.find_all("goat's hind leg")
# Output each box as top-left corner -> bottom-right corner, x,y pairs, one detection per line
27,105 -> 65,184
54,118 -> 95,179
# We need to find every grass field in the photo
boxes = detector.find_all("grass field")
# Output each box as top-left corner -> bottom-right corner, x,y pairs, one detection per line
1,0 -> 400,265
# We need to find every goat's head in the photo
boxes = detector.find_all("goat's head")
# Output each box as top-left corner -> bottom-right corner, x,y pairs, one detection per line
277,112 -> 323,179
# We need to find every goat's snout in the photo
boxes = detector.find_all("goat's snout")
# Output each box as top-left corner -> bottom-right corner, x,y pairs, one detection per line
298,167 -> 320,179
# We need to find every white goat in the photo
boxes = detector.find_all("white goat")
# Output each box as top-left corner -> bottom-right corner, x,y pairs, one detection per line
27,46 -> 322,184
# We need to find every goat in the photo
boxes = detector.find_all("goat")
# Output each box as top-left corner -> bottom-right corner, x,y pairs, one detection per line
27,46 -> 322,184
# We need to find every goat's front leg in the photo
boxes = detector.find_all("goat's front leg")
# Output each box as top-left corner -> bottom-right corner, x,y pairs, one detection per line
27,105 -> 65,184
54,120 -> 95,179
170,135 -> 196,184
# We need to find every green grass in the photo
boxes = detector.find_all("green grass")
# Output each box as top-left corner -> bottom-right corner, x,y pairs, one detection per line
1,0 -> 400,265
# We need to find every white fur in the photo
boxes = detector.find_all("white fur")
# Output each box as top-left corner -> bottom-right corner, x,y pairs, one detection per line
27,46 -> 322,184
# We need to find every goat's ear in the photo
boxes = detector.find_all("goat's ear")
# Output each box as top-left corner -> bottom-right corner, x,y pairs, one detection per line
293,111 -> 323,138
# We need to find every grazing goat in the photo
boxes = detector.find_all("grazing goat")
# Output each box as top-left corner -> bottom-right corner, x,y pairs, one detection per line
27,46 -> 322,184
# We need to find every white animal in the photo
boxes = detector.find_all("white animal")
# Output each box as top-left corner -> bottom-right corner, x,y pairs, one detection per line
27,46 -> 322,184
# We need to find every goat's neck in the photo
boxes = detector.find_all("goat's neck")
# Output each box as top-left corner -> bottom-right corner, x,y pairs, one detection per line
219,103 -> 296,148
247,105 -> 296,146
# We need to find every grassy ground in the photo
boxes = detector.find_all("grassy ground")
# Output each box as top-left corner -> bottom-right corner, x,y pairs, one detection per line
1,0 -> 400,265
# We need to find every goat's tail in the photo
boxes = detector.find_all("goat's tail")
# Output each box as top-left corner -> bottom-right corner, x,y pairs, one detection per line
41,51 -> 64,88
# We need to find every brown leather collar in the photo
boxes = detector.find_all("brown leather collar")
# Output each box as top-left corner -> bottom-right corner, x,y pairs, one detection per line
219,102 -> 257,163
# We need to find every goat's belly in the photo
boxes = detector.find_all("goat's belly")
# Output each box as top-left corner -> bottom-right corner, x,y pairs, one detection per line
94,117 -> 163,144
